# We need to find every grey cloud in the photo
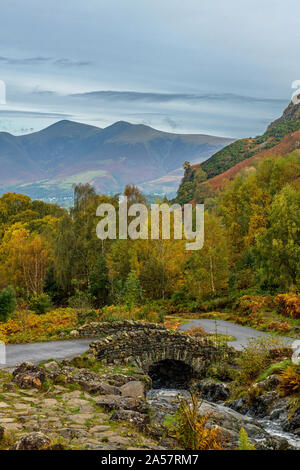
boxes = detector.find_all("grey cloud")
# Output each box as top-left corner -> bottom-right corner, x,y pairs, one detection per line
0,56 -> 51,65
70,90 -> 287,105
163,116 -> 179,129
54,58 -> 92,67
0,109 -> 71,118
31,88 -> 57,96
0,56 -> 91,67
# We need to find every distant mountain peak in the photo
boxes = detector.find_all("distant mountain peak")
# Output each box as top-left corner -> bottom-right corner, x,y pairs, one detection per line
45,119 -> 101,131
105,120 -> 134,130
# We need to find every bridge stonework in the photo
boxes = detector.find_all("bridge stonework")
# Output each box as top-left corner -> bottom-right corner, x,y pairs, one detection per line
78,320 -> 164,338
84,322 -> 218,375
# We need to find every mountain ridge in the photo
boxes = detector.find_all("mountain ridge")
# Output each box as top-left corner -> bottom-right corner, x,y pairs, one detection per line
0,119 -> 234,201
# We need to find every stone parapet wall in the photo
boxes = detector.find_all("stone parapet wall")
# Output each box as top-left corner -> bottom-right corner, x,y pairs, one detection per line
78,320 -> 165,338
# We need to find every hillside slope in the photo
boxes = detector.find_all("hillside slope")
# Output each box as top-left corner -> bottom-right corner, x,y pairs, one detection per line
176,101 -> 300,199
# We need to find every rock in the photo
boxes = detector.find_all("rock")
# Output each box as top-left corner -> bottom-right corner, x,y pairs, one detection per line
106,435 -> 133,448
0,424 -> 5,440
292,348 -> 300,365
291,340 -> 300,350
96,395 -> 148,414
12,362 -> 47,389
65,398 -> 90,408
253,374 -> 280,392
268,398 -> 289,422
12,432 -> 51,450
110,410 -> 149,430
0,402 -> 10,408
3,382 -> 17,392
255,436 -> 291,450
89,425 -> 111,433
67,370 -> 121,395
48,443 -> 68,450
197,401 -> 266,439
282,406 -> 300,433
59,428 -> 88,440
229,391 -> 280,419
40,398 -> 59,408
70,330 -> 79,338
194,379 -> 230,402
69,413 -> 94,425
104,374 -> 136,387
0,418 -> 15,424
120,381 -> 145,398
44,361 -> 60,372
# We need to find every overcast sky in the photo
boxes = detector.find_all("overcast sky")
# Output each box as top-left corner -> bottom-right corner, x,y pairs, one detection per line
0,0 -> 299,137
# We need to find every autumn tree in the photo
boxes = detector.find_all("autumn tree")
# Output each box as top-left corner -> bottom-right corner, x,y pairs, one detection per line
0,226 -> 51,295
255,184 -> 300,290
184,212 -> 230,299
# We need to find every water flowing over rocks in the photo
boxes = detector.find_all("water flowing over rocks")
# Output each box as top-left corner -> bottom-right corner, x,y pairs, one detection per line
146,389 -> 293,450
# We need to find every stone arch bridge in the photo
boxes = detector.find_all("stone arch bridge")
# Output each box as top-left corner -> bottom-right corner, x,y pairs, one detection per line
80,321 -> 219,376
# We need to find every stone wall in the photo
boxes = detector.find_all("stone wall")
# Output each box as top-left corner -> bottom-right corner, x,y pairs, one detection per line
78,320 -> 165,338
87,328 -> 218,375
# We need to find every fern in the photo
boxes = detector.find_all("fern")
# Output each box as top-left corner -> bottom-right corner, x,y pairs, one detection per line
278,365 -> 300,396
238,428 -> 255,450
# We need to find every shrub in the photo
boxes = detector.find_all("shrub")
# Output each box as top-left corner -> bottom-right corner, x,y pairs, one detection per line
257,359 -> 292,382
201,296 -> 234,312
186,326 -> 207,338
100,304 -> 159,323
164,394 -> 224,450
275,293 -> 300,319
158,310 -> 165,323
29,293 -> 52,315
237,336 -> 287,385
278,365 -> 300,396
0,308 -> 78,343
0,286 -> 17,321
68,280 -> 92,312
171,290 -> 186,305
77,309 -> 98,326
123,270 -> 143,308
235,295 -> 270,315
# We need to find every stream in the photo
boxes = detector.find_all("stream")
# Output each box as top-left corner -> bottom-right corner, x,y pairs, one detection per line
146,388 -> 300,449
